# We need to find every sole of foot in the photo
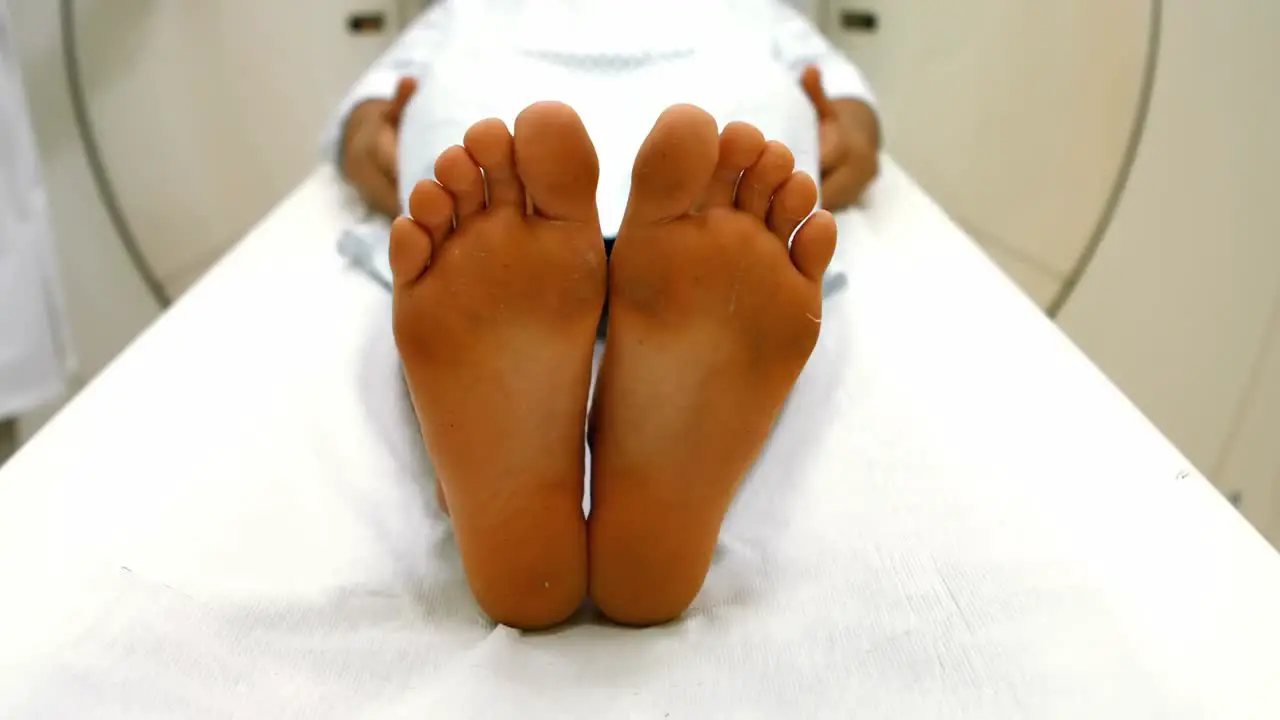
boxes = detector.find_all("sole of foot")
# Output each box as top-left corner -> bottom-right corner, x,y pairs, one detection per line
588,104 -> 837,627
390,102 -> 607,630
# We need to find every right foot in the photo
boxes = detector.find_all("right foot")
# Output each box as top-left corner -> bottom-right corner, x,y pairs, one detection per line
588,105 -> 837,626
390,102 -> 606,630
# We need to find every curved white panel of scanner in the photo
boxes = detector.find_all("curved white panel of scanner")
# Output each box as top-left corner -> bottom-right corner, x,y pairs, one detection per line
7,0 -> 160,404
1060,0 -> 1280,527
828,0 -> 1154,309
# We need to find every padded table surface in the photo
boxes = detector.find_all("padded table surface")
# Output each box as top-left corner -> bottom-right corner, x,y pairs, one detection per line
2,161 -> 1278,719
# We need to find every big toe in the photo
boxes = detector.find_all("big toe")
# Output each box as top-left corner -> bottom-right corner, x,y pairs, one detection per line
624,104 -> 720,224
513,101 -> 601,224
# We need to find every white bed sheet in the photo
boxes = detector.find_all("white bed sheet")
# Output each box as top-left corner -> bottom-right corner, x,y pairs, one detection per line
2,161 -> 1279,718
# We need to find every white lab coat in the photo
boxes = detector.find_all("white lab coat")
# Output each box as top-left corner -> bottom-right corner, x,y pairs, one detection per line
0,1 -> 74,420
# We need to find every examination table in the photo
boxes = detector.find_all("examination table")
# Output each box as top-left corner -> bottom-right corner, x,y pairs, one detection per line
1,161 -> 1279,718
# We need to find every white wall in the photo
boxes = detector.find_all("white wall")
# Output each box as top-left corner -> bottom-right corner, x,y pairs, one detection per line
72,0 -> 399,294
1057,0 -> 1280,541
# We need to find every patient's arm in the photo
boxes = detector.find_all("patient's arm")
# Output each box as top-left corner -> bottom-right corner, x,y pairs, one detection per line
802,66 -> 880,209
832,97 -> 880,151
770,0 -> 881,207
768,1 -> 878,112
323,0 -> 455,215
825,97 -> 880,208
341,79 -> 417,217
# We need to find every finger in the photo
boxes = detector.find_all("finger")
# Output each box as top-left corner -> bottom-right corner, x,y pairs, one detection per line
818,121 -> 846,176
801,65 -> 837,120
374,124 -> 399,179
367,179 -> 403,218
386,77 -> 418,127
820,164 -> 867,212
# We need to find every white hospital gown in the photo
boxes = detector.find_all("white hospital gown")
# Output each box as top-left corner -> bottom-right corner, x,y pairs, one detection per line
325,0 -> 875,237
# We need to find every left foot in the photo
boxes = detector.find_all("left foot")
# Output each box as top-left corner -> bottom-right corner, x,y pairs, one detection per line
588,105 -> 837,626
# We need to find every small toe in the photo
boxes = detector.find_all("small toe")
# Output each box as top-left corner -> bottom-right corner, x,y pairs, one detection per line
737,141 -> 795,219
389,215 -> 434,288
463,118 -> 524,209
790,209 -> 838,282
767,172 -> 819,244
702,122 -> 766,209
513,101 -> 601,223
435,480 -> 449,516
407,179 -> 456,245
434,145 -> 486,219
624,104 -> 720,224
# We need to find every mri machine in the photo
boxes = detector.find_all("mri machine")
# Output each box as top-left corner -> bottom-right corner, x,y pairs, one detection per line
3,0 -> 1280,716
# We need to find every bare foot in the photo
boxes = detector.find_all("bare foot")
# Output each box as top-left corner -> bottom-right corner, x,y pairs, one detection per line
390,102 -> 606,629
588,105 -> 837,626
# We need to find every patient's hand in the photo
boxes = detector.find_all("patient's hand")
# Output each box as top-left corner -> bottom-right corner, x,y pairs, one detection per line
340,77 -> 417,217
802,66 -> 880,212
